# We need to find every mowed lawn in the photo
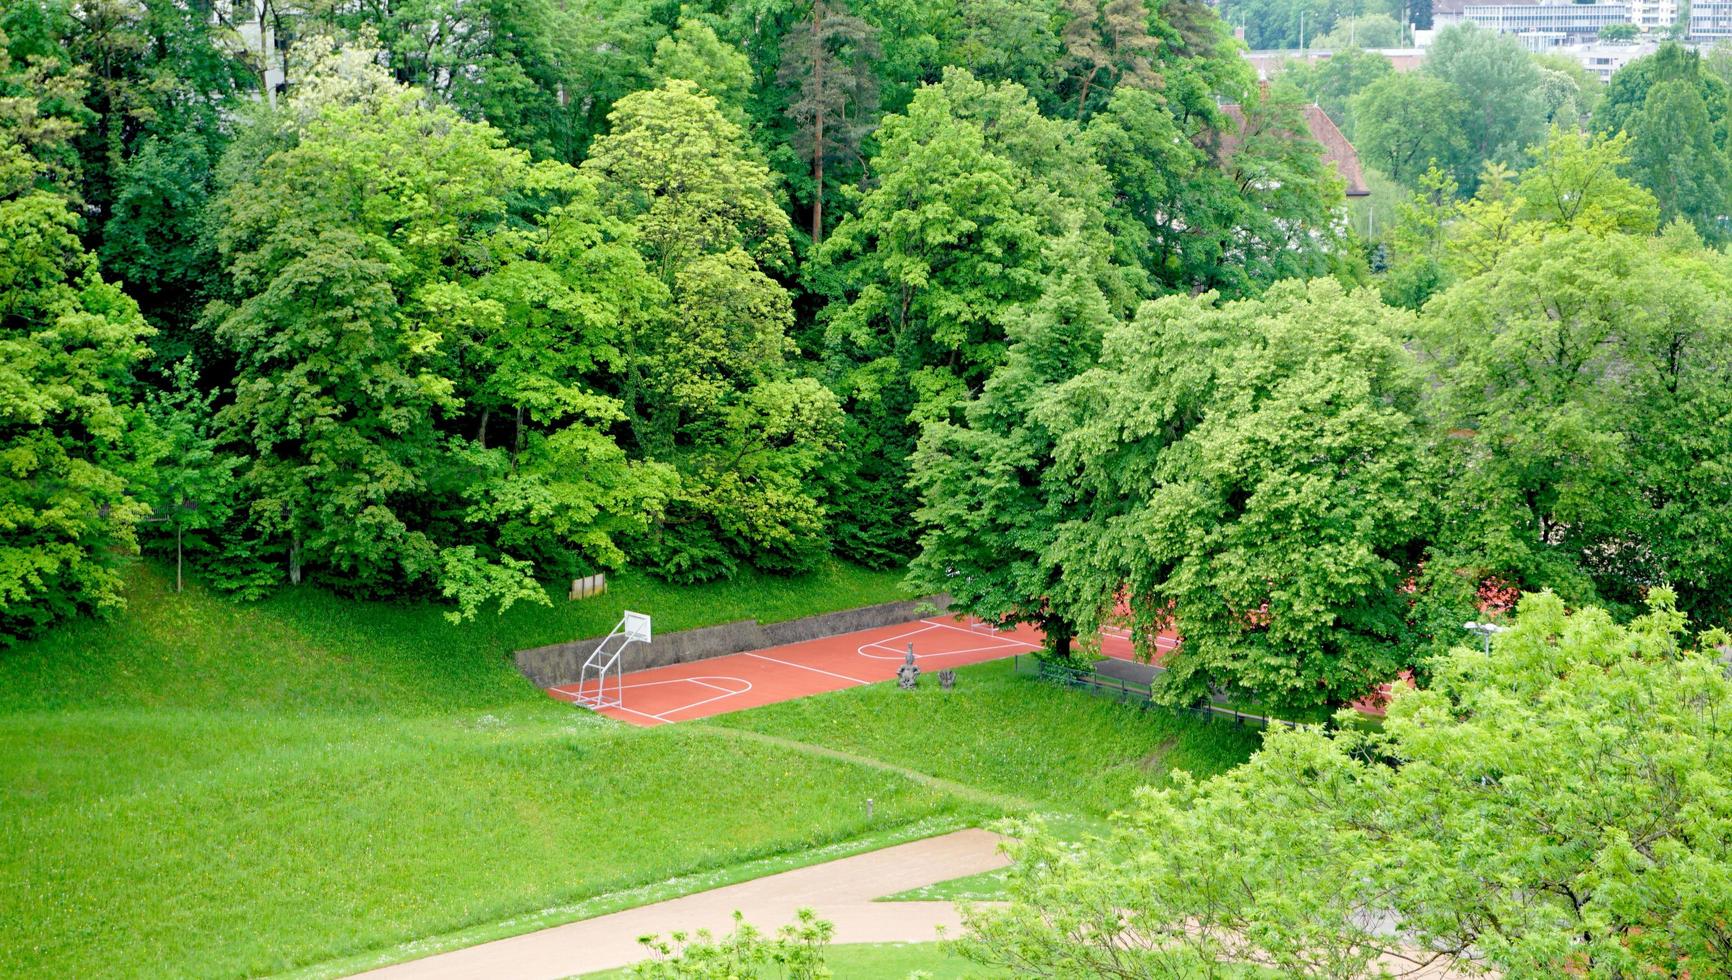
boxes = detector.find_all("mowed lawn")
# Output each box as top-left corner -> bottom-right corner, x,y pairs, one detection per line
711,660 -> 1264,816
1,561 -> 948,978
2,561 -> 1264,978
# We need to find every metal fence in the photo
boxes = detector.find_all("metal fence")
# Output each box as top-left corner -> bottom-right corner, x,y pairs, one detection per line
1011,653 -> 1304,731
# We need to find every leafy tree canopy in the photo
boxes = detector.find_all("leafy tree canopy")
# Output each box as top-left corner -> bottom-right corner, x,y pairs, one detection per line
211,42 -> 660,615
1045,278 -> 1430,710
0,110 -> 153,643
815,68 -> 1127,564
1423,24 -> 1547,192
586,79 -> 841,582
1419,226 -> 1732,626
961,590 -> 1732,979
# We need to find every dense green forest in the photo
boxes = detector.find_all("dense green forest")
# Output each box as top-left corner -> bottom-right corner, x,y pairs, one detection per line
4,0 -> 1730,710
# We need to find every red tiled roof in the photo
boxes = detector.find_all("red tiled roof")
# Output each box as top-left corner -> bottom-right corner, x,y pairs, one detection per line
1217,102 -> 1372,197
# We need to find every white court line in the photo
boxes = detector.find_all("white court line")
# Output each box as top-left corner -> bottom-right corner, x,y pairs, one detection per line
920,617 -> 1178,653
854,619 -> 1040,661
857,638 -> 1037,661
552,676 -> 751,695
554,675 -> 755,724
862,630 -> 956,654
621,675 -> 751,692
918,618 -> 1043,645
611,704 -> 670,725
686,678 -> 738,694
654,677 -> 755,718
743,652 -> 869,685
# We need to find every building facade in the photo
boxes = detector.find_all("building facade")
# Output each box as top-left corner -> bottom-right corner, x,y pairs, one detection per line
212,0 -> 292,99
1691,1 -> 1732,38
1460,3 -> 1632,40
1556,40 -> 1661,81
1629,0 -> 1680,33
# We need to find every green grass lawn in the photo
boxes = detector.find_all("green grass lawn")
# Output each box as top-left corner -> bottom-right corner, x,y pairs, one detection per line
710,660 -> 1264,817
1,560 -> 1263,978
1,558 -> 911,715
1,560 -> 941,978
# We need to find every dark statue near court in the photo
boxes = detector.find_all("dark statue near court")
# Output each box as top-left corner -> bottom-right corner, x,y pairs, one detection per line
898,644 -> 920,690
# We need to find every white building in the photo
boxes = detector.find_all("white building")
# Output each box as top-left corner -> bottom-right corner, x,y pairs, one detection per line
212,0 -> 292,100
1460,3 -> 1632,40
1690,1 -> 1732,38
1629,0 -> 1680,34
1554,40 -> 1661,81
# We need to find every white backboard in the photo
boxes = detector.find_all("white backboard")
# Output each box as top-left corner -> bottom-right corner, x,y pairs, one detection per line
623,610 -> 652,644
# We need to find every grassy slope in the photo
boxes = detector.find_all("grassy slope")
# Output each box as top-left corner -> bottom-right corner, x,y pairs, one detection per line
1,559 -> 913,715
2,562 -> 1264,978
2,561 -> 942,979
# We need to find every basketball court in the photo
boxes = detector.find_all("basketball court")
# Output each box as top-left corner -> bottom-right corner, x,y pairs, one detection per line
546,613 -> 1180,727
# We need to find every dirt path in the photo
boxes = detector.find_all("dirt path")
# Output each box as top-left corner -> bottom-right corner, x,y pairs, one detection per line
348,829 -> 1008,980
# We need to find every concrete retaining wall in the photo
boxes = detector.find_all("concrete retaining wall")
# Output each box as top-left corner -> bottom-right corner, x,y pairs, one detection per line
514,594 -> 952,689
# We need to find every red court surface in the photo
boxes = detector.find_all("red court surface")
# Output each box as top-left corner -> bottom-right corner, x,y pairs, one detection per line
547,615 -> 1181,727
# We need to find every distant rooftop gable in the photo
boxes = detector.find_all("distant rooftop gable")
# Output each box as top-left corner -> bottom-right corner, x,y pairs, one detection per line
1216,103 -> 1372,197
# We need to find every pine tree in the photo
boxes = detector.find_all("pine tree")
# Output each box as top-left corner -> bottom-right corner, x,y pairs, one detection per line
777,0 -> 879,245
1060,0 -> 1161,120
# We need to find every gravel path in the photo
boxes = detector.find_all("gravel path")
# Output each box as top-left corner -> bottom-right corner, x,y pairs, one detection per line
348,828 -> 1008,980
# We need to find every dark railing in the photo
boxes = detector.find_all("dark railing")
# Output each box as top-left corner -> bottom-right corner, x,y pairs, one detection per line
1012,653 -> 1304,731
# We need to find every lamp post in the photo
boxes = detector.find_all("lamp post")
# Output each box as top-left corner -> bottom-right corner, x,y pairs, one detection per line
1464,620 -> 1507,655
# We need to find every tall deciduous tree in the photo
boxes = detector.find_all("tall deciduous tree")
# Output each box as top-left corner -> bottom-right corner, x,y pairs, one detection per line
961,590 -> 1732,978
905,236 -> 1118,658
1514,127 -> 1658,235
1421,23 -> 1546,191
212,44 -> 651,617
1594,44 -> 1731,240
1045,279 -> 1430,710
817,68 -> 1129,565
1420,226 -> 1732,625
652,18 -> 754,123
0,123 -> 152,643
1206,81 -> 1352,293
586,80 -> 841,582
940,0 -> 1065,112
1597,41 -> 1729,147
1628,79 -> 1732,241
1351,71 -> 1469,186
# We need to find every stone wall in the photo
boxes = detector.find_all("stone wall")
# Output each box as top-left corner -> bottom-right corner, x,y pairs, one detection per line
514,594 -> 952,689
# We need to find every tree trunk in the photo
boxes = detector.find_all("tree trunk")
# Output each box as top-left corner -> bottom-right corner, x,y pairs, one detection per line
1047,616 -> 1075,660
477,406 -> 490,449
176,523 -> 183,593
258,0 -> 276,106
1076,66 -> 1099,120
811,2 -> 826,245
289,531 -> 302,586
